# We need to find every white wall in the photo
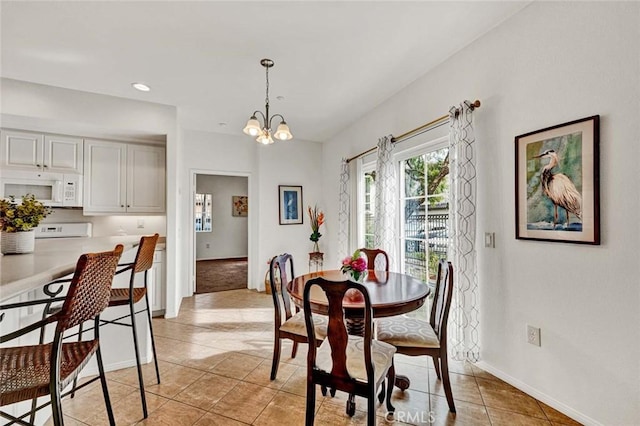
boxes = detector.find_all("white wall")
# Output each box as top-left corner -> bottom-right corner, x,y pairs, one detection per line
257,140 -> 324,281
195,174 -> 248,260
179,129 -> 323,293
322,2 -> 640,425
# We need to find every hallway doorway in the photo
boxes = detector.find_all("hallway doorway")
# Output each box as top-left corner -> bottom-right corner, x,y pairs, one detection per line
193,173 -> 248,294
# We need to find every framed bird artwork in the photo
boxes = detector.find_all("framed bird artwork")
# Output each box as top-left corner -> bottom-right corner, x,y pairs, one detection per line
515,115 -> 600,244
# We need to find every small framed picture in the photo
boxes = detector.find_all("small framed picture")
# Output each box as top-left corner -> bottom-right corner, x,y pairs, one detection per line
278,185 -> 303,225
515,115 -> 600,244
232,196 -> 248,217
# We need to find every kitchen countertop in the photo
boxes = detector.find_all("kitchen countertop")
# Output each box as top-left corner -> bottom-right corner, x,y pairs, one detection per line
0,235 -> 166,301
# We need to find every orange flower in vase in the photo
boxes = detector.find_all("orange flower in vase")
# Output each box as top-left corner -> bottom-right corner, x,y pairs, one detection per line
308,205 -> 324,253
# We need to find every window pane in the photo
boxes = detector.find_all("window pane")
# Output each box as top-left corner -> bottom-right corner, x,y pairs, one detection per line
363,171 -> 376,248
400,147 -> 450,284
426,148 -> 449,197
404,155 -> 425,197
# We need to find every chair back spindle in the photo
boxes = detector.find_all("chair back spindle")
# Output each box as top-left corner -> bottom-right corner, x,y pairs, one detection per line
304,279 -> 374,385
270,254 -> 295,326
359,248 -> 389,272
430,260 -> 454,342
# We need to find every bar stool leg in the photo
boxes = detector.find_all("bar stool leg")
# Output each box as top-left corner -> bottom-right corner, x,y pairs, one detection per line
95,316 -> 116,426
129,299 -> 149,418
144,285 -> 161,383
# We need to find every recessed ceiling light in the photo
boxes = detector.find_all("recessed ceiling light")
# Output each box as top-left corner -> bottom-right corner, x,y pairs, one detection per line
276,96 -> 285,101
218,122 -> 227,127
131,82 -> 151,92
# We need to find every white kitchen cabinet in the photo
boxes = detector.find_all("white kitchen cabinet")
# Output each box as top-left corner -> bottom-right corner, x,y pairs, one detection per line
0,129 -> 83,174
83,140 -> 165,214
150,249 -> 165,316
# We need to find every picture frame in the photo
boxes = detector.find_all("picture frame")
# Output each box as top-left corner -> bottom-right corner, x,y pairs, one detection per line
278,185 -> 303,225
232,196 -> 248,217
515,115 -> 600,244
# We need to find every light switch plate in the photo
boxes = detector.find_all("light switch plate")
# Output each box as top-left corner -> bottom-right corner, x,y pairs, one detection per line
484,232 -> 495,248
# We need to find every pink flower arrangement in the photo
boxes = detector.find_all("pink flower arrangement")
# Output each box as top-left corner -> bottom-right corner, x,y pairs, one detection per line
341,249 -> 368,281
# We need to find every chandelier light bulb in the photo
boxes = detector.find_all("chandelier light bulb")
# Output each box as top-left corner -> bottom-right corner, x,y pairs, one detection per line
256,131 -> 274,145
243,117 -> 261,136
274,121 -> 293,141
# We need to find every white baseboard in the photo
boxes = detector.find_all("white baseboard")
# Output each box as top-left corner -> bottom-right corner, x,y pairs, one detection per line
475,361 -> 601,426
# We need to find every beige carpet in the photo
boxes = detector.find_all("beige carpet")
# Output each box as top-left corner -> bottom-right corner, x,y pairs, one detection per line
196,258 -> 248,293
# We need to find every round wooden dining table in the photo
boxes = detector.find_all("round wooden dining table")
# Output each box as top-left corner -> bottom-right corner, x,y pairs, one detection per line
288,269 -> 430,390
288,269 -> 430,321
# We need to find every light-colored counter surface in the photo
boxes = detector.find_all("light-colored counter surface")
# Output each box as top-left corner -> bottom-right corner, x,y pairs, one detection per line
1,236 -> 165,301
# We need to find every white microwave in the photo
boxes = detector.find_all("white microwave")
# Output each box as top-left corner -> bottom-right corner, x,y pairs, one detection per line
0,170 -> 82,207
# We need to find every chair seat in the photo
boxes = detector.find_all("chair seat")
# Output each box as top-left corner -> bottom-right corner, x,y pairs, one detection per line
316,336 -> 396,384
0,340 -> 99,406
108,287 -> 147,306
376,316 -> 440,348
280,311 -> 327,340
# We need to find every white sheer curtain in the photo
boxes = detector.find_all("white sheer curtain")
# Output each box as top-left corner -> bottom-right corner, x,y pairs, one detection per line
337,158 -> 350,262
374,135 -> 397,271
448,101 -> 480,362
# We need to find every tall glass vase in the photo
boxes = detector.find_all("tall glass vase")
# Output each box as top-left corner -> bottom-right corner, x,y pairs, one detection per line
312,241 -> 320,253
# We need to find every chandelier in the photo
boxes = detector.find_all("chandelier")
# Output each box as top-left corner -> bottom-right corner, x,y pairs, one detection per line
243,58 -> 293,144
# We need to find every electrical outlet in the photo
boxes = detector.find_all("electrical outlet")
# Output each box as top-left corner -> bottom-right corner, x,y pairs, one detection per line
527,325 -> 541,346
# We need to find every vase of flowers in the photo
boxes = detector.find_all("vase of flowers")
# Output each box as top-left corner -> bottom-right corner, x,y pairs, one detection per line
308,205 -> 324,253
341,249 -> 368,281
0,194 -> 51,254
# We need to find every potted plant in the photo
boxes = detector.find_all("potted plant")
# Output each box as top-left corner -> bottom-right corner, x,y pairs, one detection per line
308,205 -> 324,253
0,194 -> 51,254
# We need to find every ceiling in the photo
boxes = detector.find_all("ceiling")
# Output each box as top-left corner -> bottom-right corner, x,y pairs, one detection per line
1,1 -> 530,142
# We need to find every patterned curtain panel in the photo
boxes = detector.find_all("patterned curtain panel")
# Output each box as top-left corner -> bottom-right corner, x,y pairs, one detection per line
337,158 -> 350,262
448,101 -> 480,362
374,135 -> 397,271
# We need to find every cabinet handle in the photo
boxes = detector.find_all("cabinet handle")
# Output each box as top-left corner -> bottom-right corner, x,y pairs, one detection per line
36,164 -> 41,167
127,205 -> 130,208
43,164 -> 48,168
121,205 -> 124,208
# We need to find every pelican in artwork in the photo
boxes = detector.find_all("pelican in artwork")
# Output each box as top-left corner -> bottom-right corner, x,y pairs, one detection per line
534,149 -> 582,228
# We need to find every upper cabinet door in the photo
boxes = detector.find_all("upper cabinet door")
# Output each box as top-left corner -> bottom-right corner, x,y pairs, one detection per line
44,135 -> 83,174
83,140 -> 127,214
126,144 -> 166,213
0,130 -> 44,170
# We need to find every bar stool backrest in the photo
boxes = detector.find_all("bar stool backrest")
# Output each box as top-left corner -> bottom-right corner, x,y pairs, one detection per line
133,233 -> 160,274
56,245 -> 124,334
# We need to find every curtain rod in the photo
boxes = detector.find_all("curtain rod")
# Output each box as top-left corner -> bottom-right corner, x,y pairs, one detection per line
346,99 -> 481,164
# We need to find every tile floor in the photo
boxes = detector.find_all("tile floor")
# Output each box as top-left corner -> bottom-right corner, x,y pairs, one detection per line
55,289 -> 582,425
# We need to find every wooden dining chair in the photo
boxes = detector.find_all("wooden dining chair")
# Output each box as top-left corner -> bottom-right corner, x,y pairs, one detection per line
375,260 -> 456,413
303,277 -> 396,425
269,253 -> 327,380
0,245 -> 124,426
359,248 -> 389,272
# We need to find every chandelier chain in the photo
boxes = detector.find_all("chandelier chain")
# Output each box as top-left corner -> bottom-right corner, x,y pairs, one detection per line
265,65 -> 270,111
